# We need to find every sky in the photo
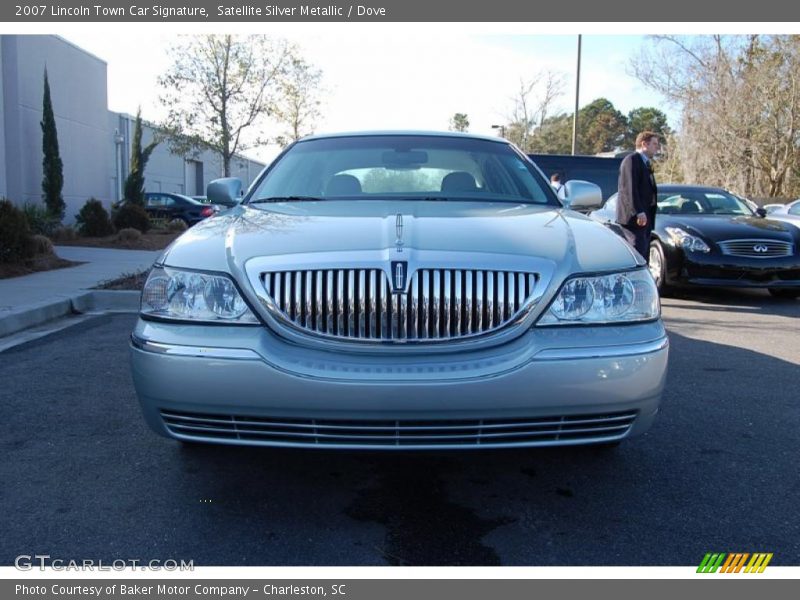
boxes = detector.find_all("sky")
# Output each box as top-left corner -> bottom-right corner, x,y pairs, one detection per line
57,30 -> 677,164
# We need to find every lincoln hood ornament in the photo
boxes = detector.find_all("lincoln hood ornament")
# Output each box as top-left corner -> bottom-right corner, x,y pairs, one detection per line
395,213 -> 404,252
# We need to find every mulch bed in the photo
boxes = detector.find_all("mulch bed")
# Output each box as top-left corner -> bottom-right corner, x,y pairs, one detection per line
54,231 -> 182,251
93,269 -> 150,291
0,255 -> 84,280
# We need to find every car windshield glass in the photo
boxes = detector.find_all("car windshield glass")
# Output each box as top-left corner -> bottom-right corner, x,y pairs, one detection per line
247,135 -> 555,205
656,190 -> 752,216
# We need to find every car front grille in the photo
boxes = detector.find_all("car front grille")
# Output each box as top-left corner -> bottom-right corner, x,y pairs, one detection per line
161,410 -> 637,448
261,268 -> 538,342
718,239 -> 793,258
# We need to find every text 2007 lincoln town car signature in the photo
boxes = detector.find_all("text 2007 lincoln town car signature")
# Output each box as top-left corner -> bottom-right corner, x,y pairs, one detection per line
130,132 -> 668,450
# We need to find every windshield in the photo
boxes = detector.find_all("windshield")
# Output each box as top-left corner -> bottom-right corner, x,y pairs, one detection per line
247,135 -> 556,205
657,190 -> 754,216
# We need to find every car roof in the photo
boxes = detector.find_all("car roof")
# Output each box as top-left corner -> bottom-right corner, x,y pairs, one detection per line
300,130 -> 507,144
657,184 -> 731,194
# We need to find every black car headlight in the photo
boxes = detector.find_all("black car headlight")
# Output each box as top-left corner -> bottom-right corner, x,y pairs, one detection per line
665,227 -> 710,253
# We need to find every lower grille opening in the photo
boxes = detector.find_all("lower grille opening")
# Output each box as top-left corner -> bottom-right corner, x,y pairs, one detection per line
160,410 -> 637,448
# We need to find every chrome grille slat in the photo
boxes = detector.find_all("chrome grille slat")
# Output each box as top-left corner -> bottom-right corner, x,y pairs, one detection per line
314,271 -> 323,332
262,268 -> 537,342
161,410 -> 636,447
409,275 -> 419,339
325,271 -> 334,334
432,270 -> 441,338
718,239 -> 793,258
378,272 -> 392,340
347,270 -> 356,337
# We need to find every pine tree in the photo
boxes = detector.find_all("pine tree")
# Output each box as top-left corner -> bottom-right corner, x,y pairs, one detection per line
123,109 -> 158,206
41,69 -> 65,221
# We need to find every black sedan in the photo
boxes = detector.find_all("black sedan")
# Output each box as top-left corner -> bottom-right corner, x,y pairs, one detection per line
143,192 -> 219,225
591,184 -> 800,299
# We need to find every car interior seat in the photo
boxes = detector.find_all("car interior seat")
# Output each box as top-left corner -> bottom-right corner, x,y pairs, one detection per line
325,174 -> 362,196
441,171 -> 479,193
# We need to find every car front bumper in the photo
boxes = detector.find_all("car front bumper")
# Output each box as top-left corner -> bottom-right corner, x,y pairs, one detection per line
665,247 -> 800,288
130,318 -> 669,450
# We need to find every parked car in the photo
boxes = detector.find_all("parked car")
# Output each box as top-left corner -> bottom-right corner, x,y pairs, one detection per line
762,203 -> 786,215
759,199 -> 800,230
591,184 -> 800,298
528,153 -> 624,202
130,131 -> 668,451
143,192 -> 219,225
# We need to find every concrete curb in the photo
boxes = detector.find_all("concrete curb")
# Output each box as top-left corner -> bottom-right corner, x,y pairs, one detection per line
0,290 -> 140,338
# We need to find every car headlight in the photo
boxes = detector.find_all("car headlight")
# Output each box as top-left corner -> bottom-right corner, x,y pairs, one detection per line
140,266 -> 259,323
537,269 -> 659,325
665,226 -> 710,253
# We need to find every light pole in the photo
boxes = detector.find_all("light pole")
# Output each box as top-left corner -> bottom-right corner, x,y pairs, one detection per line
571,34 -> 582,156
114,128 -> 125,201
491,124 -> 506,138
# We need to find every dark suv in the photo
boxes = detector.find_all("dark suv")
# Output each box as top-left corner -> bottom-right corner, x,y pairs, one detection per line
528,153 -> 624,201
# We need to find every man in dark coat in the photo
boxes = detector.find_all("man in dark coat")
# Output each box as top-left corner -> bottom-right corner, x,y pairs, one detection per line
616,131 -> 660,262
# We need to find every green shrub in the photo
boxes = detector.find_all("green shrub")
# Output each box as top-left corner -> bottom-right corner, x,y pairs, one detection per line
22,202 -> 59,236
75,198 -> 114,237
115,227 -> 142,243
51,225 -> 77,242
0,199 -> 34,263
166,218 -> 188,233
31,234 -> 55,255
113,203 -> 150,233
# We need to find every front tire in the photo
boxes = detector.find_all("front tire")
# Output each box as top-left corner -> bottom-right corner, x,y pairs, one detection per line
648,241 -> 669,295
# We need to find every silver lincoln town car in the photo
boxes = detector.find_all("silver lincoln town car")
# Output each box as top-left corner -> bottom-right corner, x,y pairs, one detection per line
130,132 -> 668,450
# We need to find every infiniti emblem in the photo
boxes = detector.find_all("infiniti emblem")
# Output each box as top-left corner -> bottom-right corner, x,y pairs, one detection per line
395,213 -> 404,253
390,261 -> 408,293
753,244 -> 769,253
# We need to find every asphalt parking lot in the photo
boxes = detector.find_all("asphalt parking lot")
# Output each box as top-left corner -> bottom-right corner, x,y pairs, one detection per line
1,289 -> 798,566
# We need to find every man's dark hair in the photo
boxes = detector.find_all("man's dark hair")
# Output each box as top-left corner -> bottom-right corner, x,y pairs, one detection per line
635,131 -> 659,147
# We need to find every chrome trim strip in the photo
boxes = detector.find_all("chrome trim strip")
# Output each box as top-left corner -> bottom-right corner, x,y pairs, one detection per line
130,335 -> 260,360
533,337 -> 669,361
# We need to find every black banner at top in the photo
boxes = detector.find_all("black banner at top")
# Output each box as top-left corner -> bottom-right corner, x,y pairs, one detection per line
3,0 -> 800,22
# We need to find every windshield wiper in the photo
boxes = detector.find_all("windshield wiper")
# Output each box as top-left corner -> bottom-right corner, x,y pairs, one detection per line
249,196 -> 325,204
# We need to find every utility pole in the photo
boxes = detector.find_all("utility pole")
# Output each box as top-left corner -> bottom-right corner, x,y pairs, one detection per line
571,34 -> 582,156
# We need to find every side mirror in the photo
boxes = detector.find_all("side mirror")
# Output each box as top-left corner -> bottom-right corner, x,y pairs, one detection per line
756,207 -> 767,218
563,180 -> 603,212
207,178 -> 243,207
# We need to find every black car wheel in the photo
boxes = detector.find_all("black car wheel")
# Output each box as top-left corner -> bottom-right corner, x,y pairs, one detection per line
648,241 -> 669,294
768,288 -> 800,299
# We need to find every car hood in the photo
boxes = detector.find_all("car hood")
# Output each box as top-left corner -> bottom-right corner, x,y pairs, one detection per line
658,214 -> 798,242
160,201 -> 640,275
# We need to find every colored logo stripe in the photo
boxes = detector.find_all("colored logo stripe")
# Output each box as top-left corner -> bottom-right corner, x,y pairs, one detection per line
697,553 -> 772,573
697,553 -> 726,573
745,553 -> 773,573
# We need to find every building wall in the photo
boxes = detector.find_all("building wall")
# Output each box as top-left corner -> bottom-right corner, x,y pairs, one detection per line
110,113 -> 266,201
1,34 -> 265,224
0,39 -> 7,200
3,35 -> 110,221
